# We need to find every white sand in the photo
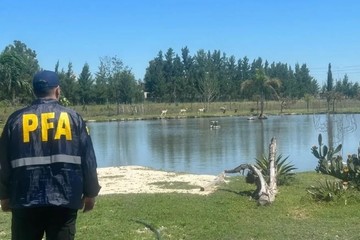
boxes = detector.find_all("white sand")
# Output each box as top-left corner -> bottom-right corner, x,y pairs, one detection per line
97,166 -> 223,195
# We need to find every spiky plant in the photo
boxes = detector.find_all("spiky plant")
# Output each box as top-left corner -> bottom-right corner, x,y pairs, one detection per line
255,154 -> 297,185
306,179 -> 346,202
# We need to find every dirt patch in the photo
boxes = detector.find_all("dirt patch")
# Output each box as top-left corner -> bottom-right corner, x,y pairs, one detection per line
97,166 -> 221,195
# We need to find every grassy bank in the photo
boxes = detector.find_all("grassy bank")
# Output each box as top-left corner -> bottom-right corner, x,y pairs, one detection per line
1,99 -> 360,124
1,172 -> 359,239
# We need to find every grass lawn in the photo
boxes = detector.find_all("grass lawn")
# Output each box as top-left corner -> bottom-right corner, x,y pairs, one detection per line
1,172 -> 360,239
2,101 -> 360,239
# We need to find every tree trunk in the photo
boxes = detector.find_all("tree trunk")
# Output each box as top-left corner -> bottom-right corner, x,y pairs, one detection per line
224,137 -> 278,205
248,165 -> 271,205
268,137 -> 277,202
259,92 -> 265,118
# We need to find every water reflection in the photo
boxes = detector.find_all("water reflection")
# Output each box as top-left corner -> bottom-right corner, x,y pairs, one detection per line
88,114 -> 360,175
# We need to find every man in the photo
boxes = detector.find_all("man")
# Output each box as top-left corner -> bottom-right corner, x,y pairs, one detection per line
0,70 -> 101,240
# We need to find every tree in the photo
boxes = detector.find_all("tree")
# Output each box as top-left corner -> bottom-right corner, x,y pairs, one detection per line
94,59 -> 111,104
210,50 -> 227,101
115,70 -> 139,104
77,63 -> 93,104
0,52 -> 24,103
181,47 -> 196,102
323,63 -> 335,111
293,63 -> 318,98
0,40 -> 39,103
327,63 -> 333,92
194,50 -> 219,107
59,63 -> 78,104
335,74 -> 359,98
163,48 -> 176,102
241,68 -> 281,119
172,54 -> 185,102
144,51 -> 166,102
224,55 -> 238,100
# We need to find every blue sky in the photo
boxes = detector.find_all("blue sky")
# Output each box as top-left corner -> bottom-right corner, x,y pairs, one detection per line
1,0 -> 359,85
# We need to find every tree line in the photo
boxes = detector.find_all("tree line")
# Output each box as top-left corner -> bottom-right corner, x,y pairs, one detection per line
0,40 -> 358,107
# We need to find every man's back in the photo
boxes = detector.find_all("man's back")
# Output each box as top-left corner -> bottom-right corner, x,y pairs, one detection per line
3,98 -> 94,209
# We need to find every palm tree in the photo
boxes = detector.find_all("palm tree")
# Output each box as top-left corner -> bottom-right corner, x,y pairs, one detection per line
241,68 -> 281,119
0,52 -> 26,104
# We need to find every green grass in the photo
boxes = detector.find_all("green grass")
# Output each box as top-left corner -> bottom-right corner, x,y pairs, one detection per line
2,172 -> 360,239
2,100 -> 360,239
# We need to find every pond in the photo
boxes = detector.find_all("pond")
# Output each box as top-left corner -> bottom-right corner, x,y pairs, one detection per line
88,114 -> 360,175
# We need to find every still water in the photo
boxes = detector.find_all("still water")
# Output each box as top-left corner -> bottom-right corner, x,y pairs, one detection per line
88,114 -> 360,175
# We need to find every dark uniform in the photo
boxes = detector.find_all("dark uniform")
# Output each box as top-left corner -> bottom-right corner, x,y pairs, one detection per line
0,98 -> 101,239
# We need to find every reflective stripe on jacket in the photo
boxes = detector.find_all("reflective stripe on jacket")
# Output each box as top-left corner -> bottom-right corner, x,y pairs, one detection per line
0,99 -> 101,209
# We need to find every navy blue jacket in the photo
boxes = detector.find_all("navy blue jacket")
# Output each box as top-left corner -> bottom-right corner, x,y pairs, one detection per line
0,99 -> 101,209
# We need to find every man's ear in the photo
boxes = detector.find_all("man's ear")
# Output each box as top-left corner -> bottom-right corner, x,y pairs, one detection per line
55,86 -> 61,100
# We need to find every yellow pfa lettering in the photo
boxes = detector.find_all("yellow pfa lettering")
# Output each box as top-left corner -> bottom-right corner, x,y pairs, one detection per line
23,114 -> 39,143
55,112 -> 72,140
22,112 -> 72,142
41,112 -> 55,141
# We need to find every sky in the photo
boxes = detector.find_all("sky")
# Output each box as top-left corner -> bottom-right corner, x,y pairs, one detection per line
1,0 -> 360,85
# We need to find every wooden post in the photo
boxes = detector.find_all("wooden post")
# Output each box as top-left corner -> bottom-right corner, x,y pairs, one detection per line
268,137 -> 277,202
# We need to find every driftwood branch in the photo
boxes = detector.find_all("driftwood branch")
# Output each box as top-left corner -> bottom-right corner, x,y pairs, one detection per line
224,137 -> 278,205
268,137 -> 277,202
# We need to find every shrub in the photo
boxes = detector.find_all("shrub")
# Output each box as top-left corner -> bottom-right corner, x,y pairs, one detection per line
255,154 -> 297,185
306,179 -> 346,202
311,133 -> 360,189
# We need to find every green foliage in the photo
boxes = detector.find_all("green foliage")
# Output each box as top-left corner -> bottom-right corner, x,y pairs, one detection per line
59,97 -> 70,107
311,133 -> 360,188
0,40 -> 39,103
255,154 -> 297,185
306,179 -> 346,202
241,68 -> 281,118
77,63 -> 94,104
2,40 -> 360,105
3,172 -> 360,239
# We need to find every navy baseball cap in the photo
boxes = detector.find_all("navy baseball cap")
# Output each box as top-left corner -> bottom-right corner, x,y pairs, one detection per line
32,70 -> 60,91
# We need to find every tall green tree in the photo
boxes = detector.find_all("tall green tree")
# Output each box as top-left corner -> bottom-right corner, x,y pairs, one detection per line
0,40 -> 39,103
210,50 -> 227,101
163,48 -> 176,102
194,50 -> 219,106
144,51 -> 166,102
327,63 -> 333,92
325,63 -> 334,111
181,47 -> 196,102
77,63 -> 93,104
115,69 -> 140,104
59,63 -> 78,104
241,68 -> 281,119
293,63 -> 318,98
172,54 -> 185,102
94,59 -> 111,104
0,52 -> 24,103
107,56 -> 124,107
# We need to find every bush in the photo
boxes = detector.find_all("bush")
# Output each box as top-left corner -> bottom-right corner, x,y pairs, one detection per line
311,133 -> 360,189
306,179 -> 346,202
255,154 -> 297,185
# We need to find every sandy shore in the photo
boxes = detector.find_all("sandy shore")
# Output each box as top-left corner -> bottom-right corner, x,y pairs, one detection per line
97,166 -> 223,195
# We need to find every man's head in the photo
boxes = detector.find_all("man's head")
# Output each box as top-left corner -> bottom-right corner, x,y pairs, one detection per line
32,70 -> 60,99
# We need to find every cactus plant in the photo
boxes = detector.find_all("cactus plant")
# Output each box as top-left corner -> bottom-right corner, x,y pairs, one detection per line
311,133 -> 360,189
